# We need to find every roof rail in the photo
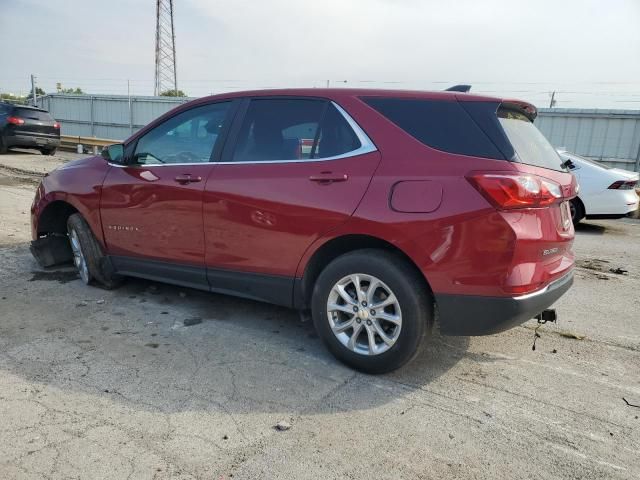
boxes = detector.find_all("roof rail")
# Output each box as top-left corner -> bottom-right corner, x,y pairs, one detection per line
445,85 -> 472,93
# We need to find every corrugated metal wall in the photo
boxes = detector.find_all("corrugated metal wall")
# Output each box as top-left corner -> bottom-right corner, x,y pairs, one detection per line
39,94 -> 640,171
39,94 -> 189,140
535,108 -> 640,170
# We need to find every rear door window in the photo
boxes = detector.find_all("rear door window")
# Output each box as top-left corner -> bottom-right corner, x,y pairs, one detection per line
362,97 -> 503,159
497,109 -> 564,171
230,99 -> 362,162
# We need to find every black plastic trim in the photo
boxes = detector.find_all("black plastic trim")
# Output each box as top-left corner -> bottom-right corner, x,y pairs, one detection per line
207,268 -> 293,307
110,256 -> 209,291
109,255 -> 295,307
435,271 -> 574,336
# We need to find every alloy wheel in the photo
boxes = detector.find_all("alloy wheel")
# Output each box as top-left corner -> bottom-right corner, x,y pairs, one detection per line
69,229 -> 90,284
326,273 -> 402,355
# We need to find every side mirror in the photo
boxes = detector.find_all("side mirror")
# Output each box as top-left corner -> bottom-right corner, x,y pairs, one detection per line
101,143 -> 125,164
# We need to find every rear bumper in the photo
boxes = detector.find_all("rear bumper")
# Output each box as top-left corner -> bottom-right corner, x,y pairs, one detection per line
435,270 -> 574,336
4,133 -> 60,148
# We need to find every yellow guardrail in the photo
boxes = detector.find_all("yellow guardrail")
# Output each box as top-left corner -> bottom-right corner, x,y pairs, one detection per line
59,135 -> 118,152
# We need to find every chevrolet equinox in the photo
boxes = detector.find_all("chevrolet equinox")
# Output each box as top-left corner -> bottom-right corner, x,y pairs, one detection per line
30,88 -> 576,373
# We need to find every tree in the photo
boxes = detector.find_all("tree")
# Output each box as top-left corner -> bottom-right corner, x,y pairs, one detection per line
59,87 -> 84,94
160,89 -> 187,97
0,92 -> 27,103
25,87 -> 46,101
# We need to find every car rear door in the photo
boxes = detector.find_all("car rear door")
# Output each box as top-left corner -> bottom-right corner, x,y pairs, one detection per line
100,101 -> 236,288
202,97 -> 381,303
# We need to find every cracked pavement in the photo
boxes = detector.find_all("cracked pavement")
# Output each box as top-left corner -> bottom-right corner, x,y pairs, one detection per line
1,150 -> 639,479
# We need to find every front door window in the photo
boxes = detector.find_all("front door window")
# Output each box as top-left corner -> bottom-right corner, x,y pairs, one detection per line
134,102 -> 231,165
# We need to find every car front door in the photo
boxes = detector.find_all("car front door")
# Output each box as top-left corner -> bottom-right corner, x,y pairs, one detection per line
202,97 -> 381,304
100,101 -> 235,288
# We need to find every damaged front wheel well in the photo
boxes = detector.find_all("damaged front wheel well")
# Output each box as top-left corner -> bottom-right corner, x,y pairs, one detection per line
37,201 -> 78,236
31,201 -> 78,267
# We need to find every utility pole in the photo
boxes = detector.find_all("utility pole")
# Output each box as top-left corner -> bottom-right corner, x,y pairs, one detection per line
31,74 -> 37,106
549,91 -> 556,108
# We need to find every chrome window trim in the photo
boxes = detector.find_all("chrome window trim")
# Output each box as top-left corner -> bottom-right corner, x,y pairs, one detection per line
108,161 -> 211,168
218,101 -> 376,165
108,100 -> 377,168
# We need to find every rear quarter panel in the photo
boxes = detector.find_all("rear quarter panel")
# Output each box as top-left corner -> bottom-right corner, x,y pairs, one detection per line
303,95 -> 575,297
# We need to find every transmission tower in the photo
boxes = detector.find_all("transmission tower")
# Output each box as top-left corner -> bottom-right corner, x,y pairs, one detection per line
154,0 -> 178,96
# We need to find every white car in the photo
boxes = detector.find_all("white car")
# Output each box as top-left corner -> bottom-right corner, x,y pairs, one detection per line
557,150 -> 639,225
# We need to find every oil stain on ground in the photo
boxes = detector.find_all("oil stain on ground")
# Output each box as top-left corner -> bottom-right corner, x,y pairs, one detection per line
30,270 -> 79,284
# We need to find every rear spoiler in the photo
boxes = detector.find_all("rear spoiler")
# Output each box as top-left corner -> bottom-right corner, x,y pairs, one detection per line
445,84 -> 472,93
501,100 -> 538,121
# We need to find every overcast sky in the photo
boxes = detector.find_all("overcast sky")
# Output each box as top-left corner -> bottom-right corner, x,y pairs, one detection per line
1,0 -> 639,109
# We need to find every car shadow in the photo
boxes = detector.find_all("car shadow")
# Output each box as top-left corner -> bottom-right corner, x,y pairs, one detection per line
4,147 -> 45,155
575,222 -> 607,235
2,249 -> 472,416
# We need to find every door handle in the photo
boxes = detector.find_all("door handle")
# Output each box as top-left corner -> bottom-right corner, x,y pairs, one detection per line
309,172 -> 349,184
174,174 -> 202,184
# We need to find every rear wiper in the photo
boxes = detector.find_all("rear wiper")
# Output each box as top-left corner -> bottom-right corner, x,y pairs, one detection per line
561,158 -> 575,170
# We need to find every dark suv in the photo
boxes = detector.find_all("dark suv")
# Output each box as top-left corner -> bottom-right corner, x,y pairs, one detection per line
0,102 -> 60,155
30,89 -> 576,373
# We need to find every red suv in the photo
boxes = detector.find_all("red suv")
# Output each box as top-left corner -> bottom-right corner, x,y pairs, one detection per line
30,89 -> 576,373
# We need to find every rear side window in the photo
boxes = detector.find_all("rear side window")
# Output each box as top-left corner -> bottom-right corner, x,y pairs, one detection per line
15,108 -> 53,121
230,99 -> 361,162
498,109 -> 564,171
362,97 -> 503,159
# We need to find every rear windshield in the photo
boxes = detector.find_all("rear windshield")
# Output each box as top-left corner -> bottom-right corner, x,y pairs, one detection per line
498,109 -> 564,171
15,108 -> 53,121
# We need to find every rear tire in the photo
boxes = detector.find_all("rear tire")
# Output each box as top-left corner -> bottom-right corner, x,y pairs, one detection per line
570,197 -> 585,226
311,249 -> 433,374
67,213 -> 123,289
0,137 -> 7,154
41,147 -> 57,156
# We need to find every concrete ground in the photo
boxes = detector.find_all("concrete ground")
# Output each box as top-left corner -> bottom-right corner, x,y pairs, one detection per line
1,149 -> 639,480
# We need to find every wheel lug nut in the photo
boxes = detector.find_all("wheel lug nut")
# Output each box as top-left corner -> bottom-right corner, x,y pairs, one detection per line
353,306 -> 359,312
356,318 -> 362,323
366,320 -> 372,326
370,309 -> 376,316
361,301 -> 367,307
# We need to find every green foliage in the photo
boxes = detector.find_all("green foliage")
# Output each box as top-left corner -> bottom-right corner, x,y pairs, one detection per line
1,92 -> 27,104
59,87 -> 84,94
160,89 -> 187,97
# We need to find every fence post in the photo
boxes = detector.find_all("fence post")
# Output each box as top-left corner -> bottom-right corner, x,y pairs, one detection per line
90,96 -> 95,137
128,80 -> 133,135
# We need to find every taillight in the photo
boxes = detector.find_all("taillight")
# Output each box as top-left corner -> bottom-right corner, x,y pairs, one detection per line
467,172 -> 563,209
608,180 -> 637,190
7,116 -> 25,125
53,122 -> 61,129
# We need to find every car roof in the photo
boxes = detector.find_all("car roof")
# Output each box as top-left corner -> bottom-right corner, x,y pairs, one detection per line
12,104 -> 49,112
0,102 -> 49,112
190,88 -> 504,104
179,88 -> 537,120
